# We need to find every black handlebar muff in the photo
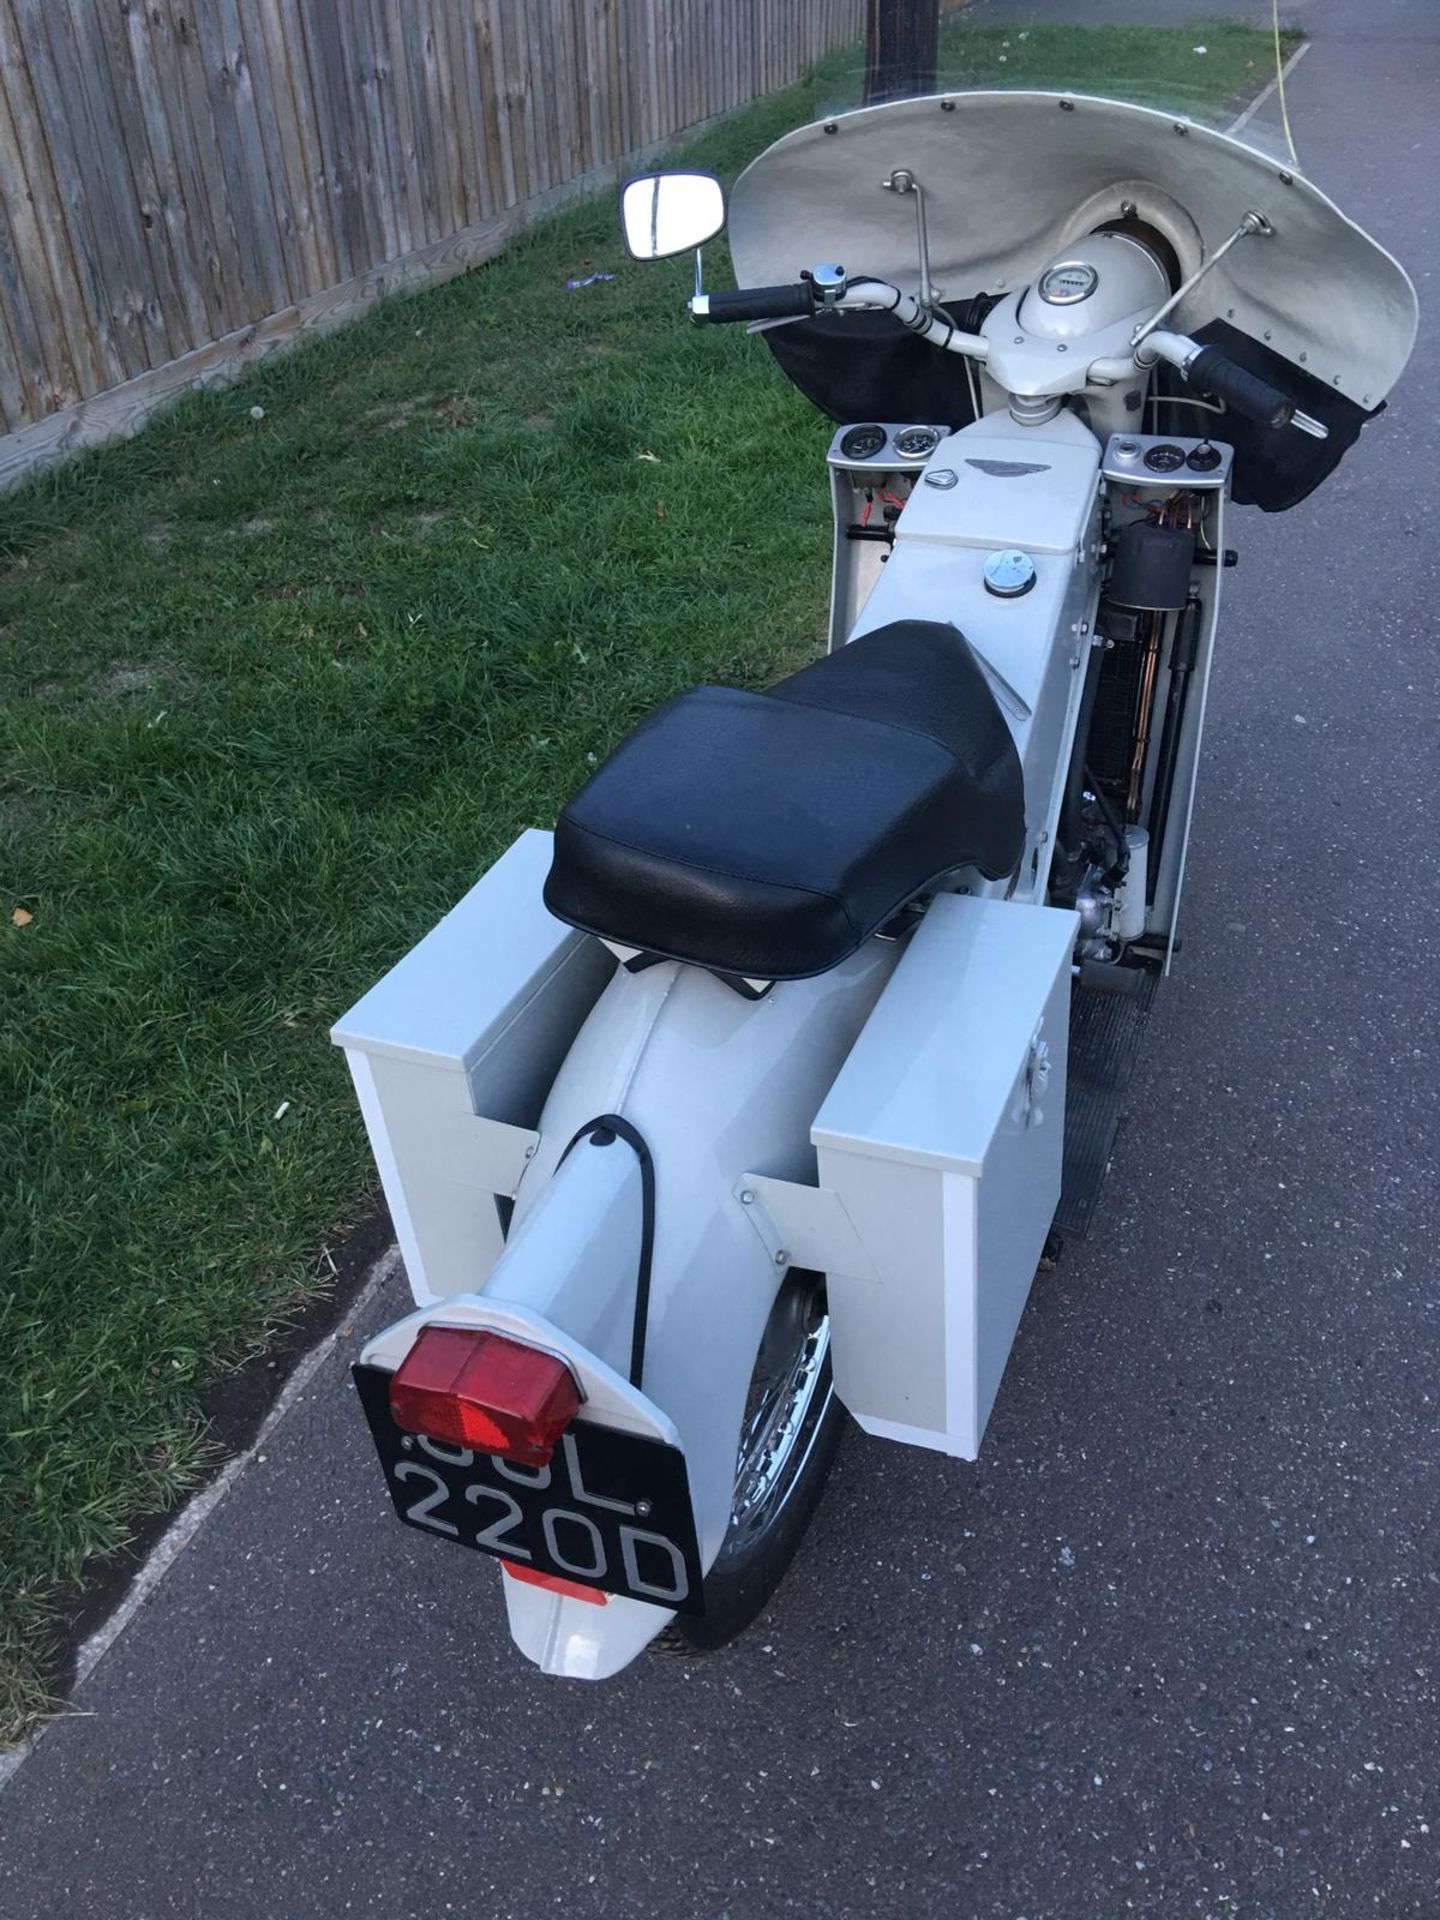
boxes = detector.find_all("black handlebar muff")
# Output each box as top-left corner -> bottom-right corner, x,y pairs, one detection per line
697,284 -> 816,324
1185,345 -> 1295,429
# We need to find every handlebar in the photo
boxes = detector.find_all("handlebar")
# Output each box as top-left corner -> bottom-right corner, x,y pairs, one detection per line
1144,328 -> 1327,438
691,284 -> 815,324
1182,344 -> 1294,429
691,273 -> 992,359
692,280 -> 1327,440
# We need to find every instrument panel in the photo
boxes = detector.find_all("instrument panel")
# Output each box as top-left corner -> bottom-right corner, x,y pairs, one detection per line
829,422 -> 949,472
1101,432 -> 1234,492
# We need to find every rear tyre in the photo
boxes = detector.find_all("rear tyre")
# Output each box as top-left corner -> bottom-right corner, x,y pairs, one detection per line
658,1268 -> 844,1653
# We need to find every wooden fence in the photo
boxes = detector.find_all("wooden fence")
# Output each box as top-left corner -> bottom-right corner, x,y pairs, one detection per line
0,0 -> 865,486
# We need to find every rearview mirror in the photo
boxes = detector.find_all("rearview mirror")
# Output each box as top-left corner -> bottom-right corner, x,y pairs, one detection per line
620,172 -> 725,260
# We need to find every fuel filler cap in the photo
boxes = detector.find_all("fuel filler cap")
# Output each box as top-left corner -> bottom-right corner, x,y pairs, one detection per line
983,549 -> 1038,598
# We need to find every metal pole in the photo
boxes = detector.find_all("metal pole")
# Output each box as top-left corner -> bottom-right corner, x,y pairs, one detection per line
863,0 -> 940,106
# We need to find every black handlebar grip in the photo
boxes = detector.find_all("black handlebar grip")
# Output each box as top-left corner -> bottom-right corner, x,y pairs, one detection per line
1185,345 -> 1295,429
696,284 -> 816,324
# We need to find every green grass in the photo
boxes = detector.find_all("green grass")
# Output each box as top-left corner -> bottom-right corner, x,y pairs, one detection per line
0,17 -> 1291,1740
818,13 -> 1300,120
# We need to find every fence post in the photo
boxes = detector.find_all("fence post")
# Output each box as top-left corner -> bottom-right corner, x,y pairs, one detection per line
863,0 -> 939,105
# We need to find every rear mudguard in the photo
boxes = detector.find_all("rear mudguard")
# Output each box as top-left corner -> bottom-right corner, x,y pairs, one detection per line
367,943 -> 896,1676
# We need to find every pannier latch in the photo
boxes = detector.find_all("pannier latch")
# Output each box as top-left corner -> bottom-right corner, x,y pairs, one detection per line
1021,1030 -> 1052,1128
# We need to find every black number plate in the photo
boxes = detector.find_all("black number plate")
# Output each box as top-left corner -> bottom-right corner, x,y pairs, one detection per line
352,1363 -> 704,1615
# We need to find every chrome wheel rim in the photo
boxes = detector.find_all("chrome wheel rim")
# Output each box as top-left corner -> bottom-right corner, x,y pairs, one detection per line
722,1272 -> 832,1560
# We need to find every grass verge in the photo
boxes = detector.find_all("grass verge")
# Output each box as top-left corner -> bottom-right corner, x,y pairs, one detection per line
0,17 -> 1293,1741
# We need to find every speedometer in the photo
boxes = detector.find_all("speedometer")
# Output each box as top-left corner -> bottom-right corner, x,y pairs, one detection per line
893,425 -> 942,459
1038,261 -> 1099,305
840,423 -> 887,461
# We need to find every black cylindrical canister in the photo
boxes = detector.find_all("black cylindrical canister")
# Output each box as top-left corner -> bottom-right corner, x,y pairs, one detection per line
1107,522 -> 1195,610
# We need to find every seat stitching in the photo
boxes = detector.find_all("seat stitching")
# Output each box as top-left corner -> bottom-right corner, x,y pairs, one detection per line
770,688 -> 1017,779
562,817 -> 863,937
766,690 -> 964,756
661,680 -> 1013,776
554,841 -> 1022,980
772,692 -> 1021,791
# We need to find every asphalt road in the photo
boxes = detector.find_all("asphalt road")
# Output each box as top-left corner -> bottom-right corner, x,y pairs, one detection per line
964,0 -> 1308,28
3,6 -> 1437,1916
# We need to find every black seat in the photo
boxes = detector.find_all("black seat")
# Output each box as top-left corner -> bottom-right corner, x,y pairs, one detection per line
544,620 -> 1025,981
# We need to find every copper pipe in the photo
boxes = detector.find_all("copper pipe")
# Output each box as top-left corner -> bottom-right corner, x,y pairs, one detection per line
1127,610 -> 1164,818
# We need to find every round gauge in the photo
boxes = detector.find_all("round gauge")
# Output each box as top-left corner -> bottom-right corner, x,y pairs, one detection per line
1037,261 -> 1099,306
1186,441 -> 1222,473
1143,442 -> 1187,473
839,423 -> 886,461
894,425 -> 941,459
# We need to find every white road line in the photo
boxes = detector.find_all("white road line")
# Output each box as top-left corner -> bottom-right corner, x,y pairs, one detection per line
1228,36 -> 1313,138
0,1244 -> 402,1792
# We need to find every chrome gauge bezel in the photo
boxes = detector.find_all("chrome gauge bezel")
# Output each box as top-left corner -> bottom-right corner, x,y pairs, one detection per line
827,422 -> 950,473
1037,260 -> 1099,306
838,423 -> 887,462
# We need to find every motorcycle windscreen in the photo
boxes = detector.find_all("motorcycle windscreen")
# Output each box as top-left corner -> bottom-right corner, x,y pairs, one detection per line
728,92 -> 1418,509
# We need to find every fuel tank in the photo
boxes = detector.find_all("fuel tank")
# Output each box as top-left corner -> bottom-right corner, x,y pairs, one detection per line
845,409 -> 1102,903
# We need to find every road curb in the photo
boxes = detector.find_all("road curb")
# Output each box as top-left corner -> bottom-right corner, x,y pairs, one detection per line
0,1244 -> 403,1793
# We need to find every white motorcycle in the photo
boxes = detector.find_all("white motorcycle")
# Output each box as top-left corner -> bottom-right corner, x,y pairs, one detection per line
334,89 -> 1416,1678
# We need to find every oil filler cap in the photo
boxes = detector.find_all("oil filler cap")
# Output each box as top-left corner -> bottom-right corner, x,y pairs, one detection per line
983,549 -> 1037,598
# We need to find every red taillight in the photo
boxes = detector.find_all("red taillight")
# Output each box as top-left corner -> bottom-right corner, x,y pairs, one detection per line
502,1562 -> 607,1605
388,1325 -> 581,1466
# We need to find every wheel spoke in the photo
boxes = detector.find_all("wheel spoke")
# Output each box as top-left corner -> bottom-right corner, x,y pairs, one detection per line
723,1274 -> 832,1558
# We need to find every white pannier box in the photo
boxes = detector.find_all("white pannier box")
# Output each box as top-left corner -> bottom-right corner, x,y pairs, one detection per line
808,893 -> 1076,1459
331,830 -> 613,1303
336,831 -> 1074,1465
